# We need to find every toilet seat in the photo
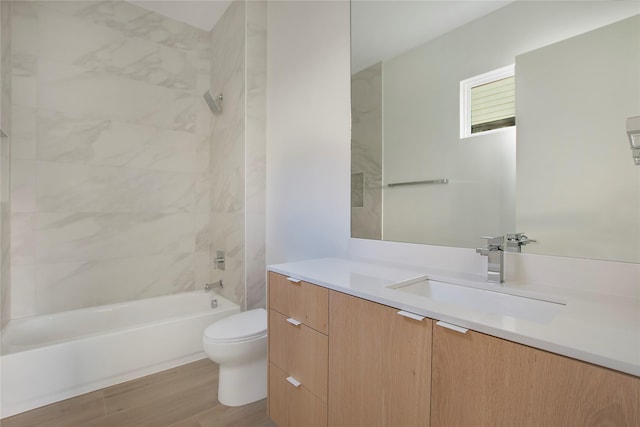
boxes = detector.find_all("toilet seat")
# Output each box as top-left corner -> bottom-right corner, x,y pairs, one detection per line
204,308 -> 267,343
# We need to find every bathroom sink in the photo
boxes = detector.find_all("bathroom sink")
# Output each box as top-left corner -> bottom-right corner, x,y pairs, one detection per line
388,277 -> 566,324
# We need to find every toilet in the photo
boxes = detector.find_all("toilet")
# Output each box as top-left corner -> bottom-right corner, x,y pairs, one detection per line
202,308 -> 268,407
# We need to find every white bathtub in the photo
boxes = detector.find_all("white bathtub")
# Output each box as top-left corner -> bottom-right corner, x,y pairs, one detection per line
0,291 -> 239,418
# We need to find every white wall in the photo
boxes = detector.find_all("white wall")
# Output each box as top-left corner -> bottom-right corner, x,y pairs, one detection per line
517,15 -> 640,263
266,0 -> 351,264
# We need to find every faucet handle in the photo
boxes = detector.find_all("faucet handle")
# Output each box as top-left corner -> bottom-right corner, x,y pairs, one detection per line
505,232 -> 537,252
480,236 -> 504,249
507,232 -> 536,242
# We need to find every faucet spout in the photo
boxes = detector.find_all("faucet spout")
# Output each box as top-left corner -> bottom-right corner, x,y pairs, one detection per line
204,280 -> 224,292
476,236 -> 504,284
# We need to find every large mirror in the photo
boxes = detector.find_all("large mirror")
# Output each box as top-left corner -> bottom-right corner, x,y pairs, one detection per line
351,1 -> 640,263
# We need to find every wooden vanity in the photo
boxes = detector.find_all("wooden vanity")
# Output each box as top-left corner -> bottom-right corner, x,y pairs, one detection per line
267,271 -> 639,427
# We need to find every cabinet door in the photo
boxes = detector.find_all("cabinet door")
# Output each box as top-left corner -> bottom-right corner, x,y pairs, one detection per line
431,324 -> 640,427
328,290 -> 432,427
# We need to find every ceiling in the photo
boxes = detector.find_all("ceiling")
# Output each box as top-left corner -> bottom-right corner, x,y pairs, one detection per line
127,0 -> 513,71
128,0 -> 232,31
351,0 -> 514,74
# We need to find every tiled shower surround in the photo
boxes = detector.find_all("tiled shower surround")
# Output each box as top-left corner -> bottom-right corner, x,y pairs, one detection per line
8,0 -> 266,317
351,62 -> 382,240
208,0 -> 266,310
1,0 -> 12,328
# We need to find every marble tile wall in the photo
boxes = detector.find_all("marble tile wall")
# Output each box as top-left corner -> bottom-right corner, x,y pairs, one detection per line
9,1 -> 211,317
244,0 -> 267,310
351,62 -> 382,240
1,0 -> 12,328
209,0 -> 246,307
208,0 -> 266,310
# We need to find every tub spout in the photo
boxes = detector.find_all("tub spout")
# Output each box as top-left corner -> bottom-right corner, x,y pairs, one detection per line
204,280 -> 223,292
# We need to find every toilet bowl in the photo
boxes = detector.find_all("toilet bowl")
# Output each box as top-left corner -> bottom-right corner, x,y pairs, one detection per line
202,308 -> 267,407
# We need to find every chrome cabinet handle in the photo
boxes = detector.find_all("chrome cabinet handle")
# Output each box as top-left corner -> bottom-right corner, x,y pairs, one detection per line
286,277 -> 301,284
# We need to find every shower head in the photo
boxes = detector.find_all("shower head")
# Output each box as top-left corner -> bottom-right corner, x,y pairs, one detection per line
203,90 -> 223,114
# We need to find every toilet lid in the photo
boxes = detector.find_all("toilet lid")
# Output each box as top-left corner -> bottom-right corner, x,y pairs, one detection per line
204,308 -> 267,343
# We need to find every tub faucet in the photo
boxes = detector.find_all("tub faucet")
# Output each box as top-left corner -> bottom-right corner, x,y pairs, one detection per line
476,236 -> 504,284
213,251 -> 225,271
204,280 -> 223,292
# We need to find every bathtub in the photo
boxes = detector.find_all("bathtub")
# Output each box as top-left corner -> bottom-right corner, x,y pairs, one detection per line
0,291 -> 239,418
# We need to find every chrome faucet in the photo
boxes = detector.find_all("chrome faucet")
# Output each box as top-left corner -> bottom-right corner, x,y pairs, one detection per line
204,280 -> 223,292
476,236 -> 504,284
213,251 -> 225,271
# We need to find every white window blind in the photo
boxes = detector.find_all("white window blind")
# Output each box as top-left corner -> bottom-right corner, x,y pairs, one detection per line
470,75 -> 515,133
460,64 -> 515,138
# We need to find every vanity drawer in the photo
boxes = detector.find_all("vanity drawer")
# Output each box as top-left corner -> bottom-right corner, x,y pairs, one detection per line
268,272 -> 328,334
269,363 -> 328,427
269,309 -> 328,401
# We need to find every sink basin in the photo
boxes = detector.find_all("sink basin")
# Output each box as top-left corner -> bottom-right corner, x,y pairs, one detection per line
388,278 -> 566,324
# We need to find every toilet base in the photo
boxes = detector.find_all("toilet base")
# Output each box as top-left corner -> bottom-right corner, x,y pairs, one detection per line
217,357 -> 267,406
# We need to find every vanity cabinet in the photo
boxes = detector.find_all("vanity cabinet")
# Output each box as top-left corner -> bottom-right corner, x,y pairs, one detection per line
328,290 -> 432,427
267,269 -> 639,427
431,323 -> 640,426
267,272 -> 328,427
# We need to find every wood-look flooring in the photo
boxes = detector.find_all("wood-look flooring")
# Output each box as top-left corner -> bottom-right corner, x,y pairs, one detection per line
2,359 -> 276,427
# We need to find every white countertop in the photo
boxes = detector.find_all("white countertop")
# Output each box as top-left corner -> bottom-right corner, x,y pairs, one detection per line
268,257 -> 640,377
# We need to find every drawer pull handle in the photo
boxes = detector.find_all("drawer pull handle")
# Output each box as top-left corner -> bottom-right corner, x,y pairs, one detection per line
397,310 -> 425,321
436,321 -> 468,334
286,376 -> 302,387
286,277 -> 301,284
286,317 -> 302,326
